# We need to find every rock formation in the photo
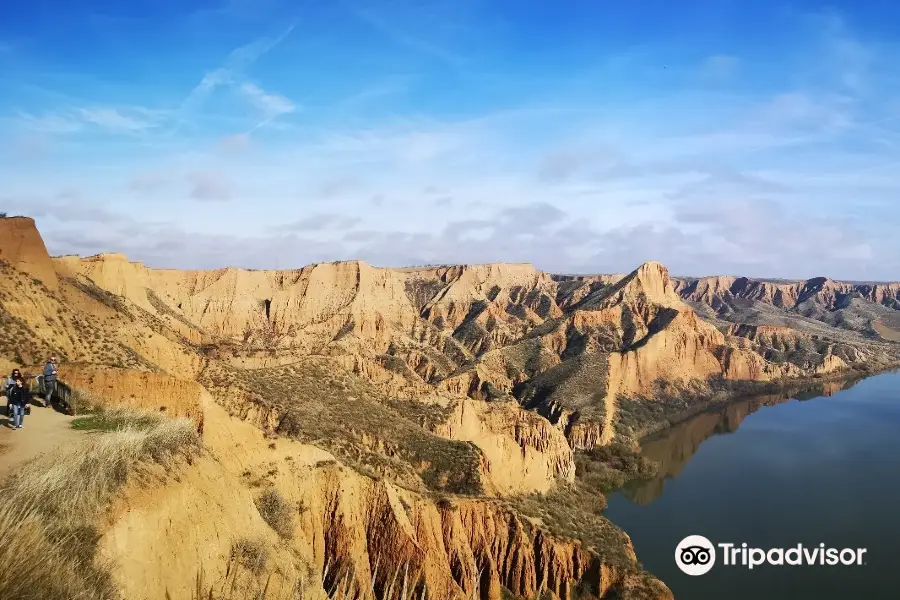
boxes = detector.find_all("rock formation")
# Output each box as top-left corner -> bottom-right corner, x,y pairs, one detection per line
3,216 -> 900,600
0,216 -> 59,291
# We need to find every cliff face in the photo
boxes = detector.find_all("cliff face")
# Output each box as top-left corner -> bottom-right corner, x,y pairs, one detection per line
0,217 -> 59,291
59,363 -> 205,425
100,396 -> 671,600
676,274 -> 900,312
5,216 -> 897,600
7,219 -> 900,459
46,235 -> 900,454
432,399 -> 575,494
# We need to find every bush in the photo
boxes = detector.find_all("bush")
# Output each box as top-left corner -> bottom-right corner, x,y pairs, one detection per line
254,488 -> 295,539
231,537 -> 269,574
575,442 -> 659,493
435,496 -> 456,511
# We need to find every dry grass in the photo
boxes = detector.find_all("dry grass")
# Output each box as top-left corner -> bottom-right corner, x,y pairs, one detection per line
200,359 -> 484,496
231,537 -> 270,575
255,488 -> 296,539
189,565 -> 306,600
0,411 -> 201,600
72,405 -> 167,432
0,503 -> 112,600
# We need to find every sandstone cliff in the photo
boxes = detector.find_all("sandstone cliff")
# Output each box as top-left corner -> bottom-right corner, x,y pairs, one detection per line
42,223 -> 900,454
101,394 -> 671,600
0,216 -> 59,291
3,216 -> 898,600
676,273 -> 900,325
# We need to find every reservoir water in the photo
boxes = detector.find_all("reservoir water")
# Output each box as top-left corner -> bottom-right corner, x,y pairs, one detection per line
604,372 -> 900,599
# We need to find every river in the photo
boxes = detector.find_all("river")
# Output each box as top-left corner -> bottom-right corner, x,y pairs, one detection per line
603,372 -> 900,599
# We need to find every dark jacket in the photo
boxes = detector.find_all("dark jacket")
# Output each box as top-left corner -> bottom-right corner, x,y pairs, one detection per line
8,385 -> 29,407
43,362 -> 57,383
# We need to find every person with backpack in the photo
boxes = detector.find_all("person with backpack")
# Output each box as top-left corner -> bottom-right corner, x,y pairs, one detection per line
8,377 -> 29,429
42,356 -> 58,408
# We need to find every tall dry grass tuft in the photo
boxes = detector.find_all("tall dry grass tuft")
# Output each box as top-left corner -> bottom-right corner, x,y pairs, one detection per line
10,417 -> 199,522
255,488 -> 296,539
0,411 -> 201,600
189,557 -> 309,600
0,503 -> 113,599
231,537 -> 270,575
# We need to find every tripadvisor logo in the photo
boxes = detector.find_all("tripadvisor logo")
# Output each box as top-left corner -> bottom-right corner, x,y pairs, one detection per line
675,536 -> 868,576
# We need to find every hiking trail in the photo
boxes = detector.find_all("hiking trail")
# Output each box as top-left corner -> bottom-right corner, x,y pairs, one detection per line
0,398 -> 81,481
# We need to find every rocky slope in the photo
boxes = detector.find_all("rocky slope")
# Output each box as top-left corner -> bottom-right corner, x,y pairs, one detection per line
674,274 -> 900,335
1,216 -> 674,598
4,214 -> 900,599
102,395 -> 669,600
41,217 -> 900,452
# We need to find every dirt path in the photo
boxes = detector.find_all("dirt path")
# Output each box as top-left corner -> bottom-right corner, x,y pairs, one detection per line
0,397 -> 81,481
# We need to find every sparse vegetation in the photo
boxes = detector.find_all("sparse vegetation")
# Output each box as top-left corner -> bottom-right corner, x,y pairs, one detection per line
189,564 -> 308,600
0,415 -> 201,600
72,406 -> 167,432
513,486 -> 634,567
575,442 -> 659,492
255,489 -> 295,539
230,537 -> 270,574
199,359 -> 484,496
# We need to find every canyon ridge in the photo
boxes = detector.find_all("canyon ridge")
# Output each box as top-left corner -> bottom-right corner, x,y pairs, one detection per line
2,214 -> 899,600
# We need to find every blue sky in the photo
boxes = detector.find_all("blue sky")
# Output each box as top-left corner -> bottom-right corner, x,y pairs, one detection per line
2,0 -> 900,279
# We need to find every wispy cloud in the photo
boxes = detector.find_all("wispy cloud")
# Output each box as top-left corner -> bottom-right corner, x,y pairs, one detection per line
129,171 -> 178,194
352,7 -> 465,68
15,111 -> 84,134
180,25 -> 296,115
16,106 -> 165,135
240,82 -> 296,117
812,10 -> 873,94
276,213 -> 362,231
76,107 -> 163,132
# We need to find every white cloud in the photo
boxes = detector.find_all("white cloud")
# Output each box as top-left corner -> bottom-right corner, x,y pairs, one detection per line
76,107 -> 161,132
240,82 -> 296,117
6,8 -> 900,281
180,25 -> 295,114
16,106 -> 164,135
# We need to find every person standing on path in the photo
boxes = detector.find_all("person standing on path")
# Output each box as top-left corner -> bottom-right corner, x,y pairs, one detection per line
8,377 -> 29,429
5,368 -> 22,415
42,356 -> 58,408
5,368 -> 21,396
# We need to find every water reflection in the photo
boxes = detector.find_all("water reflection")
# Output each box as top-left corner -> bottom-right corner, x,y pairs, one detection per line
621,377 -> 864,505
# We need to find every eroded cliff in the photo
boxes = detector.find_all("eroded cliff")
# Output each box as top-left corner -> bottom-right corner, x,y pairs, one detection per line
3,216 -> 899,600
